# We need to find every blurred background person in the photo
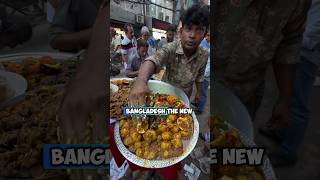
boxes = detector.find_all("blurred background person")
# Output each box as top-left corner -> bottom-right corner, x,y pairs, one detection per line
110,27 -> 122,76
157,25 -> 176,50
137,26 -> 154,56
48,0 -> 102,52
121,23 -> 136,69
148,31 -> 157,55
125,39 -> 149,78
260,0 -> 320,167
47,0 -> 58,24
193,32 -> 210,115
110,27 -> 121,56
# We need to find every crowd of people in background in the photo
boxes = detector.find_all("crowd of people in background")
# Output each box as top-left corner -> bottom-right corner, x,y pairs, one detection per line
109,20 -> 211,116
110,24 -> 182,76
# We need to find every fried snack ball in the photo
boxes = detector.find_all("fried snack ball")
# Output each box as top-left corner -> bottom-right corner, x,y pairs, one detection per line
160,141 -> 171,151
167,122 -> 174,129
143,129 -> 157,142
161,131 -> 172,141
158,123 -> 168,132
166,115 -> 177,123
143,134 -> 152,143
120,128 -> 129,138
141,141 -> 150,147
172,138 -> 183,149
177,117 -> 191,131
146,151 -> 157,160
173,132 -> 181,139
135,142 -> 142,149
166,95 -> 176,105
136,121 -> 148,134
136,148 -> 143,157
175,101 -> 185,108
131,132 -> 142,143
122,121 -> 130,129
180,130 -> 191,139
143,149 -> 150,159
185,115 -> 193,123
156,128 -> 162,135
172,125 -> 180,133
120,120 -> 127,128
163,150 -> 170,159
124,136 -> 134,146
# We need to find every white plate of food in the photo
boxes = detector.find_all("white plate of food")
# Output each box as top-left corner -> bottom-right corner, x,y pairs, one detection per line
0,70 -> 27,104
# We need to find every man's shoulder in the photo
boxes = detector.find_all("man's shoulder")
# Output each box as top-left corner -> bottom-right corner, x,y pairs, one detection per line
199,46 -> 209,56
159,38 -> 167,44
196,47 -> 209,65
162,40 -> 179,51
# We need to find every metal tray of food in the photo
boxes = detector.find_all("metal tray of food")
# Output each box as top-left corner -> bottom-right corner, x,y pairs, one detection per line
111,78 -> 199,168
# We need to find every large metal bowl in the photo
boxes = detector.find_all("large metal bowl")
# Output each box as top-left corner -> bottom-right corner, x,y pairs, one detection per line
111,78 -> 199,168
213,84 -> 276,179
213,83 -> 254,140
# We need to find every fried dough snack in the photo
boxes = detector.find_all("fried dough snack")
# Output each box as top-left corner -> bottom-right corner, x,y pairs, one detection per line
118,94 -> 193,160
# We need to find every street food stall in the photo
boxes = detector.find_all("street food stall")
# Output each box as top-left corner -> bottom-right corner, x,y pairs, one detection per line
109,77 -> 276,179
0,52 -> 276,179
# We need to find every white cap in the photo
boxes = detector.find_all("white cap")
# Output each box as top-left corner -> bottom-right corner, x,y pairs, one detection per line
141,26 -> 149,34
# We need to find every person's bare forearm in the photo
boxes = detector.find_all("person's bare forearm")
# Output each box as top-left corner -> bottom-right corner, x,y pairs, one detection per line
136,61 -> 156,83
125,70 -> 139,78
272,63 -> 296,104
50,28 -> 92,51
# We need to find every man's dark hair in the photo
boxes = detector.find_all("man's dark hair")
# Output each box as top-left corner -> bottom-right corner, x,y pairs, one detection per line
137,39 -> 149,49
180,4 -> 209,29
166,25 -> 176,33
123,23 -> 133,32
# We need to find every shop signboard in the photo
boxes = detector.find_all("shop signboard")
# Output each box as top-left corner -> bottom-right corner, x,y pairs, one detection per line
152,18 -> 171,31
